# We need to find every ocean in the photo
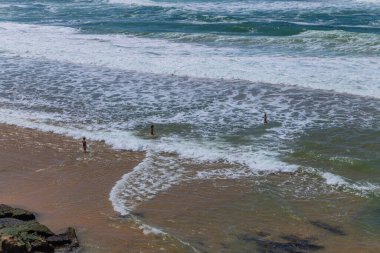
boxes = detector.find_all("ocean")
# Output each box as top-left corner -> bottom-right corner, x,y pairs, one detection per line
0,0 -> 380,251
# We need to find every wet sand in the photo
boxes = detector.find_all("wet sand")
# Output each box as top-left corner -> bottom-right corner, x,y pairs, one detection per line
0,124 -> 185,252
136,171 -> 380,253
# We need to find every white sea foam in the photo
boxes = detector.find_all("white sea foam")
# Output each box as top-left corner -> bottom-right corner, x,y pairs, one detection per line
107,0 -> 380,12
108,0 -> 157,6
0,108 -> 149,152
108,150 -> 299,215
195,151 -> 298,180
0,4 -> 28,8
160,30 -> 380,55
321,172 -> 379,194
0,22 -> 379,98
293,30 -> 380,54
139,224 -> 167,235
109,153 -> 189,215
354,0 -> 380,3
0,107 -> 300,169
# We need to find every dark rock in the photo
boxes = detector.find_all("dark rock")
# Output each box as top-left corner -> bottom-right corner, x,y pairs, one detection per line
0,221 -> 54,252
28,238 -> 54,253
0,205 -> 79,253
0,220 -> 54,237
66,227 -> 79,249
47,227 -> 79,252
46,234 -> 71,247
310,220 -> 346,236
0,205 -> 35,221
1,235 -> 28,253
0,218 -> 25,229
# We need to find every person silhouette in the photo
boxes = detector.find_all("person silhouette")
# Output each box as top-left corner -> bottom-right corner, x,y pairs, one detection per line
263,112 -> 268,124
82,137 -> 87,153
150,124 -> 154,135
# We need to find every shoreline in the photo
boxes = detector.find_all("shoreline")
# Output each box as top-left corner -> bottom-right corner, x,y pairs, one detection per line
0,123 -> 184,252
1,123 -> 380,252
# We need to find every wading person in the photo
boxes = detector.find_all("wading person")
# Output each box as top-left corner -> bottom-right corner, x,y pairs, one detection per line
150,124 -> 154,136
82,137 -> 87,153
263,112 -> 268,124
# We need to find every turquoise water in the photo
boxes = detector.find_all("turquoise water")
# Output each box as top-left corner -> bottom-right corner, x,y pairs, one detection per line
0,0 -> 380,251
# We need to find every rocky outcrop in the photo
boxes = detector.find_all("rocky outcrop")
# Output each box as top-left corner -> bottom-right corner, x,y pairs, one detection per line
0,205 -> 79,253
0,205 -> 35,221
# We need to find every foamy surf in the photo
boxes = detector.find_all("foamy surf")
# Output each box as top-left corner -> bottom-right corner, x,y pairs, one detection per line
107,0 -> 380,11
137,223 -> 201,253
109,153 -> 189,215
0,22 -> 379,98
2,104 -> 372,196
321,172 -> 380,196
108,150 -> 379,220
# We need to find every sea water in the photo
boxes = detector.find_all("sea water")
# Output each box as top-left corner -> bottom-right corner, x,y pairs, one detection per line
0,0 -> 379,251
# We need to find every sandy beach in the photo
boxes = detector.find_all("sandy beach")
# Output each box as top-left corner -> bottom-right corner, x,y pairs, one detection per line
1,124 -> 380,253
0,123 -> 187,252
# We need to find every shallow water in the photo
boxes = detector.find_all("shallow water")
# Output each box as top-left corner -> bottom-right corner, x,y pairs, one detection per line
136,177 -> 380,252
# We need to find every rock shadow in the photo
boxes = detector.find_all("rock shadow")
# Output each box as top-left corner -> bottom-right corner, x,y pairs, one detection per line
238,233 -> 324,253
310,220 -> 346,236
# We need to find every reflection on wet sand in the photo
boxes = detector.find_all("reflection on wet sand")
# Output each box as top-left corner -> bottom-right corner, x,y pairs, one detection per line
136,175 -> 380,252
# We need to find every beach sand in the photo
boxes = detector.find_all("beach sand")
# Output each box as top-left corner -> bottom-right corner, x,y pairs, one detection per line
0,123 -> 186,253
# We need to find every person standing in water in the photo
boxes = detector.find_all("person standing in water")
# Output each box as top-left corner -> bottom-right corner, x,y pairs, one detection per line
82,137 -> 87,153
263,112 -> 268,124
150,124 -> 154,135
